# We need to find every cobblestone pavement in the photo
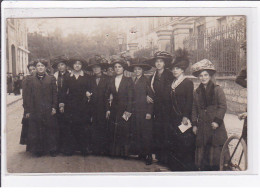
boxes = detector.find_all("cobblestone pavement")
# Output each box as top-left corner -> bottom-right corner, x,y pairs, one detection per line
5,100 -> 244,174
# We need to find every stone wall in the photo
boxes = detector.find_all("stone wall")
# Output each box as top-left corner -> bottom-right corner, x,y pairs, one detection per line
189,76 -> 247,114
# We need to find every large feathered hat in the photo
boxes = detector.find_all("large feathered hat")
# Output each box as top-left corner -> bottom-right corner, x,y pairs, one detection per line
126,57 -> 152,72
170,48 -> 190,71
50,55 -> 69,69
68,54 -> 88,70
145,51 -> 172,68
191,59 -> 216,77
110,55 -> 128,69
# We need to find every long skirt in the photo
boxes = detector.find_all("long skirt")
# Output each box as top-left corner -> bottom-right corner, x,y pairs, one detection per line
195,144 -> 224,171
91,119 -> 109,155
130,112 -> 152,156
26,113 -> 58,154
20,116 -> 29,145
168,123 -> 196,171
109,116 -> 131,157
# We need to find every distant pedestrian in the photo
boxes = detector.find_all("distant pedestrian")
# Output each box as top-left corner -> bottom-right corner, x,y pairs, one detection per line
191,59 -> 229,171
7,72 -> 13,94
13,76 -> 21,95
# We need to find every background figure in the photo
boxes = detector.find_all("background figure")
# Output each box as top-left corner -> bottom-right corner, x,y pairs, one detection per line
191,59 -> 229,171
51,55 -> 70,155
126,58 -> 154,165
13,76 -> 21,95
106,57 -> 134,158
167,49 -> 196,171
25,59 -> 58,157
7,73 -> 13,94
20,62 -> 36,146
146,51 -> 174,165
87,56 -> 110,156
61,56 -> 92,156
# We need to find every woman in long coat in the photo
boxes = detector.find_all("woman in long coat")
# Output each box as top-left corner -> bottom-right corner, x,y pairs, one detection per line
61,57 -> 92,156
7,73 -> 13,94
25,59 -> 58,157
87,56 -> 110,155
106,57 -> 134,158
20,61 -> 36,145
167,50 -> 196,171
191,59 -> 228,171
51,55 -> 70,154
146,51 -> 174,164
126,58 -> 154,165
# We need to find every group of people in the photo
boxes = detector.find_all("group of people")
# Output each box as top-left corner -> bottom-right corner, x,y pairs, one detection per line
19,49 -> 231,171
7,72 -> 24,95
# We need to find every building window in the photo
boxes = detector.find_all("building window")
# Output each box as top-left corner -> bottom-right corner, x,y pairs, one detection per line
217,17 -> 227,29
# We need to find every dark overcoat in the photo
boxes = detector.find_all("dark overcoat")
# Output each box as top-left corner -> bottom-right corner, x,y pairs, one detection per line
150,69 -> 174,163
20,75 -> 33,145
61,72 -> 92,153
25,74 -> 58,154
88,74 -> 110,154
130,75 -> 153,156
192,81 -> 228,168
54,71 -> 70,153
106,75 -> 134,157
7,76 -> 13,93
167,78 -> 196,171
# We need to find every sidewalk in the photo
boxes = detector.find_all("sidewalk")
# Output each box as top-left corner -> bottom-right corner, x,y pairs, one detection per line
6,92 -> 22,106
224,113 -> 244,137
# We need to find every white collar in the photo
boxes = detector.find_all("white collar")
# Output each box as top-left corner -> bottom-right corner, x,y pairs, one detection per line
115,74 -> 123,79
171,74 -> 186,91
175,74 -> 184,81
70,70 -> 84,77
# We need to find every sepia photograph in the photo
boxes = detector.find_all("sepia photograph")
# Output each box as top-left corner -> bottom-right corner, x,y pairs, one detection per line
4,15 -> 247,174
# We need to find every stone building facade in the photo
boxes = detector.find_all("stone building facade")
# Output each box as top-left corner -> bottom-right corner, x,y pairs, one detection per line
126,16 -> 246,114
6,19 -> 30,75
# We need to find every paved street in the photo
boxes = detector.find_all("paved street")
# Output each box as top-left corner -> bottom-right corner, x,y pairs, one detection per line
5,99 -> 244,174
6,99 -> 168,173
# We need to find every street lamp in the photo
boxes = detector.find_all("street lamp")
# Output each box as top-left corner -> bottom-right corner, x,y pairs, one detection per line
117,34 -> 124,52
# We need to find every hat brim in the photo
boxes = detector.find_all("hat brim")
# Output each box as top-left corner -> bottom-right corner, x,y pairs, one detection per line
192,69 -> 216,77
51,60 -> 68,69
86,63 -> 107,71
126,64 -> 152,72
145,57 -> 172,68
68,58 -> 88,70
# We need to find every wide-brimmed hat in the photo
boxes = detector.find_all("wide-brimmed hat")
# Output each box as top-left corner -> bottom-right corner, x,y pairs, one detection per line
170,48 -> 190,71
51,55 -> 69,69
145,51 -> 173,68
68,55 -> 88,70
27,61 -> 36,69
33,59 -> 49,67
86,55 -> 109,71
191,59 -> 216,77
126,57 -> 152,72
110,55 -> 128,69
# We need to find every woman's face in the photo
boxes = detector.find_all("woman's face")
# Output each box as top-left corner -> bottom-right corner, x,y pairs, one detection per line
134,66 -> 143,77
199,70 -> 211,85
29,66 -> 36,75
114,63 -> 124,75
92,65 -> 102,75
57,62 -> 67,72
107,67 -> 114,76
155,58 -> 165,70
36,62 -> 46,74
73,61 -> 82,71
172,67 -> 184,78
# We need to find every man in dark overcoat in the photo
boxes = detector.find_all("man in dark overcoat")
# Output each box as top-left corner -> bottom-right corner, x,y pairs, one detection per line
25,59 -> 58,157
